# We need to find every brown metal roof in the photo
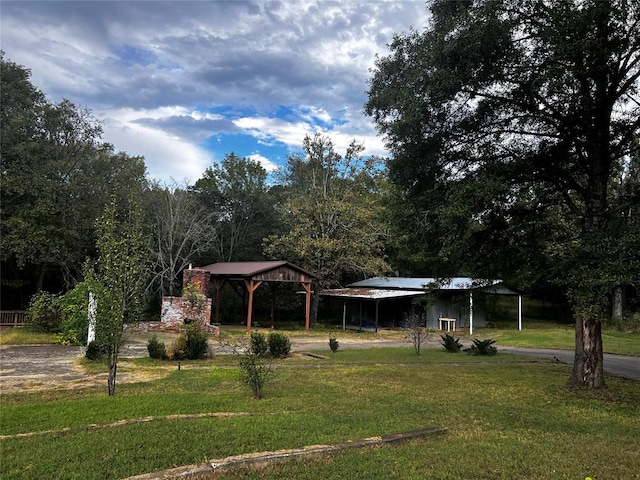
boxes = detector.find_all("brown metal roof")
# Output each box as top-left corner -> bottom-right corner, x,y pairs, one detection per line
199,261 -> 317,282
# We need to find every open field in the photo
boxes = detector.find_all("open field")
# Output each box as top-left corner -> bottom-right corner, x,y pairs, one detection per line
1,347 -> 639,480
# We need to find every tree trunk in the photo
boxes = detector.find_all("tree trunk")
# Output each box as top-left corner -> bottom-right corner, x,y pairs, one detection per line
566,316 -> 606,389
107,351 -> 119,396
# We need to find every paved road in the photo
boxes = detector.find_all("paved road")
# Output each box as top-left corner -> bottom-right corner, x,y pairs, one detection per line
499,346 -> 640,381
1,338 -> 638,394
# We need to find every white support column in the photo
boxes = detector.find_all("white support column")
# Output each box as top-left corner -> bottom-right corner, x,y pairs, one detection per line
469,291 -> 474,335
87,292 -> 97,344
518,295 -> 522,331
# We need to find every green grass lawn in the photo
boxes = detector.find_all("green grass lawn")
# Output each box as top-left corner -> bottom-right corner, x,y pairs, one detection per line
470,322 -> 640,356
1,348 -> 638,480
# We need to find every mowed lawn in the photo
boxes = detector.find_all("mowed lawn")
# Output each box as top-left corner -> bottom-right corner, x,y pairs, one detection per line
1,348 -> 639,480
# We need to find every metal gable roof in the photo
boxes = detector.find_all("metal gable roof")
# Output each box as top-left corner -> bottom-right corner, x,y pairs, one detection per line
199,261 -> 317,280
320,288 -> 427,300
347,276 -> 506,292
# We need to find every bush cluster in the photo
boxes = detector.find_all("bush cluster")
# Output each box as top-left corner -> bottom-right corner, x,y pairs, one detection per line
467,338 -> 497,356
329,334 -> 339,353
247,332 -> 291,358
268,332 -> 291,358
250,331 -> 268,356
147,335 -> 168,360
441,333 -> 463,353
27,292 -> 63,333
168,328 -> 209,360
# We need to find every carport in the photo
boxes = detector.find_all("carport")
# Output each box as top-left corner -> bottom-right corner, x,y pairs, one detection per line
320,288 -> 425,332
200,261 -> 317,332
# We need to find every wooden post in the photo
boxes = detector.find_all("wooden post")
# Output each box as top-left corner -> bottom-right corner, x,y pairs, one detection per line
301,282 -> 312,330
244,279 -> 263,332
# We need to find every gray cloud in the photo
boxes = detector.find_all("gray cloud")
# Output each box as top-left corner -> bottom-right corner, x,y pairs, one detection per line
1,0 -> 428,181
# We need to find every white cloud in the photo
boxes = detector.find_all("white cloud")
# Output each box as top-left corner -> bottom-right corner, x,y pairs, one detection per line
101,108 -> 214,183
248,153 -> 279,173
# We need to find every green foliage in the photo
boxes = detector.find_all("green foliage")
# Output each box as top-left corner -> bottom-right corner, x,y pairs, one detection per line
192,152 -> 275,262
54,330 -> 82,346
467,338 -> 497,356
89,195 -> 149,395
147,335 -> 168,360
168,334 -> 187,360
329,334 -> 339,353
238,350 -> 276,400
268,332 -> 291,358
184,328 -> 209,360
440,333 -> 463,353
264,134 -> 391,295
59,281 -> 100,345
1,54 -> 147,303
168,328 -> 208,360
26,291 -> 63,333
250,331 -> 268,356
366,0 -> 640,387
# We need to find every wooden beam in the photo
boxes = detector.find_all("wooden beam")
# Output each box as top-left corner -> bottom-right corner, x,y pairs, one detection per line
301,282 -> 312,330
244,279 -> 263,332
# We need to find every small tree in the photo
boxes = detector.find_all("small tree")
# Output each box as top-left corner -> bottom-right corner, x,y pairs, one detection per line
89,196 -> 147,396
221,335 -> 276,400
405,312 -> 428,356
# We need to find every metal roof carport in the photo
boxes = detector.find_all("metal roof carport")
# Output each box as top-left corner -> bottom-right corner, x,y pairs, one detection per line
320,288 -> 426,332
328,277 -> 523,334
200,261 -> 317,332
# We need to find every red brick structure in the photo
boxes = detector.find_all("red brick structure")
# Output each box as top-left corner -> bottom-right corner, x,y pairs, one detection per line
160,267 -> 216,333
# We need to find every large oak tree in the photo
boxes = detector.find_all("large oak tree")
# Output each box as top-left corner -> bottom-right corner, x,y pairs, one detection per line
366,0 -> 640,388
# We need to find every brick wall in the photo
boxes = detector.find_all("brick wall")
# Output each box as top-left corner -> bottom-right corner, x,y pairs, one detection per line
159,267 -> 217,333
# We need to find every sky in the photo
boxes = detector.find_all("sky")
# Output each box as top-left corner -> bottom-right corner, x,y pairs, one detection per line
1,1 -> 429,183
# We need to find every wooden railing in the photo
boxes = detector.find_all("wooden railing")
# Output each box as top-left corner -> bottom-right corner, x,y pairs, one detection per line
0,310 -> 28,326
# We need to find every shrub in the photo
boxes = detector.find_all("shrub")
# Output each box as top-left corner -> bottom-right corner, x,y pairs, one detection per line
27,291 -> 63,333
268,332 -> 291,358
168,334 -> 187,360
441,333 -> 463,353
60,282 -> 98,345
329,335 -> 339,353
55,329 -> 82,346
147,335 -> 168,360
238,351 -> 275,399
169,329 -> 208,360
184,328 -> 209,360
467,338 -> 497,356
250,331 -> 268,356
85,340 -> 107,360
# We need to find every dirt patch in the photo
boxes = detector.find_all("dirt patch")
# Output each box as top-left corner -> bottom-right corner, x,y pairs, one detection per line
0,344 -> 170,394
